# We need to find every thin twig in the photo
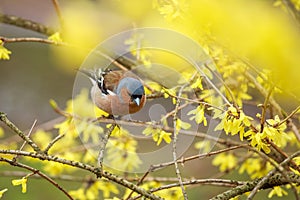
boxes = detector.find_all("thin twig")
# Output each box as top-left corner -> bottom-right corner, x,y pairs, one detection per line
0,170 -> 93,182
2,117 -> 64,145
125,167 -> 153,200
0,112 -> 41,152
130,179 -> 245,200
160,102 -> 190,122
210,171 -> 300,200
151,179 -> 244,193
44,134 -> 65,154
163,86 -> 226,112
13,119 -> 37,161
51,0 -> 64,28
260,86 -> 274,133
93,117 -> 289,172
247,150 -> 300,200
0,36 -> 129,72
0,170 -> 248,188
0,149 -> 162,200
97,122 -> 116,174
267,139 -> 300,173
0,13 -> 55,35
0,157 -> 73,200
94,115 -> 298,174
245,71 -> 300,142
150,145 -> 245,172
172,83 -> 190,200
0,36 -> 61,45
274,105 -> 300,128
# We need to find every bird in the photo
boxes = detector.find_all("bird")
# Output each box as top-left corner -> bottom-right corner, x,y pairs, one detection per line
78,68 -> 146,116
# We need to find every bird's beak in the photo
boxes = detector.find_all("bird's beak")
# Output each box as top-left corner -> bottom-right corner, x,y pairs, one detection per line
133,98 -> 140,106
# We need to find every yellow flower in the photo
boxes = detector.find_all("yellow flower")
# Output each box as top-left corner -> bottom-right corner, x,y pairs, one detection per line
190,77 -> 203,90
0,188 -> 8,198
0,45 -> 12,60
106,132 -> 142,171
212,153 -> 237,172
48,32 -> 63,43
263,115 -> 288,147
43,161 -> 64,176
157,130 -> 172,145
187,105 -> 207,126
32,130 -> 52,149
176,118 -> 191,132
12,177 -> 27,193
66,89 -> 109,117
156,186 -> 183,199
238,157 -> 273,179
0,127 -> 4,138
96,181 -> 119,198
144,82 -> 161,95
82,150 -> 97,164
54,117 -> 77,137
215,107 -> 252,141
143,126 -> 172,145
249,133 -> 271,154
69,188 -> 86,200
162,87 -> 177,104
194,141 -> 211,153
82,121 -> 104,143
268,186 -> 288,198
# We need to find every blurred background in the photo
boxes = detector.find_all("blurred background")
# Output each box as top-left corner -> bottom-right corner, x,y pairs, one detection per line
1,0 -> 300,199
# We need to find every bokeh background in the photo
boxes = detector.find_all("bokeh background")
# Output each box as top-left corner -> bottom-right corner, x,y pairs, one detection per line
1,0 -> 300,199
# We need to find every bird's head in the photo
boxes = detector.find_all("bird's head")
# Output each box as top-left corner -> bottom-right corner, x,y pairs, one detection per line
117,77 -> 145,106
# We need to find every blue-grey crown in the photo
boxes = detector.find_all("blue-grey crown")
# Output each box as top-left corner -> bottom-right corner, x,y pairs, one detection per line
116,77 -> 144,105
117,77 -> 144,95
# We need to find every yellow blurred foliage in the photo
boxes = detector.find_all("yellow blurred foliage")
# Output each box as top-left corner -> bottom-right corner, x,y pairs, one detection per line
48,0 -> 300,95
48,1 -> 104,71
185,0 -> 300,94
112,0 -> 153,20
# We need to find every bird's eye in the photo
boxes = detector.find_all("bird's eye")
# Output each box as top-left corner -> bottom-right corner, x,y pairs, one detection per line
131,94 -> 142,100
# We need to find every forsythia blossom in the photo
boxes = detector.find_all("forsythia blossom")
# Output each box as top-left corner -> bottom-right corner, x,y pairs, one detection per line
12,177 -> 27,193
0,189 -> 8,198
0,43 -> 12,60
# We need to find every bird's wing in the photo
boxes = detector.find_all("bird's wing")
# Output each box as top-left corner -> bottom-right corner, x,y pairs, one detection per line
103,70 -> 124,92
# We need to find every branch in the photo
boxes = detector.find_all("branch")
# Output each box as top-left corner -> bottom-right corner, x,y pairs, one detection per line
244,71 -> 300,142
0,112 -> 41,153
274,105 -> 300,128
151,179 -> 244,193
259,86 -> 274,133
0,36 -> 62,45
0,170 -> 246,188
210,172 -> 300,200
93,117 -> 288,172
0,149 -> 162,200
150,145 -> 245,172
172,83 -> 189,200
247,150 -> 300,200
282,0 -> 300,25
13,119 -> 37,161
51,0 -> 64,28
43,133 -> 65,154
131,179 -> 245,200
97,122 -> 116,174
0,170 -> 92,182
0,13 -> 55,35
0,157 -> 73,200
